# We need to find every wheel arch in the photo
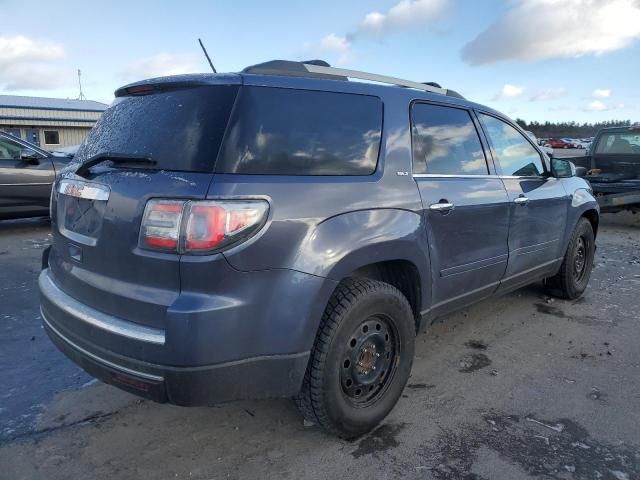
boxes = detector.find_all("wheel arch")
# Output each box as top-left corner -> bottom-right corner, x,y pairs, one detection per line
347,259 -> 422,331
581,208 -> 599,238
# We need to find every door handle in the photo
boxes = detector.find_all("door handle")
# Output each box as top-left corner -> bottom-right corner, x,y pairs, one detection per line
429,202 -> 455,213
514,196 -> 529,206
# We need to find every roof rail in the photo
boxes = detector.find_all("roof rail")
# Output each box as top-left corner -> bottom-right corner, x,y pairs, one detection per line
242,60 -> 459,97
302,63 -> 447,96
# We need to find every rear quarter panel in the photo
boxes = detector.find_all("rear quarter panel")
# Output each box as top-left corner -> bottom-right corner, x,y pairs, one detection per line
207,83 -> 430,308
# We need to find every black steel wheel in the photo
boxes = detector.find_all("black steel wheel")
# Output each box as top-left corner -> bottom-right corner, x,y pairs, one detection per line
295,278 -> 415,439
340,314 -> 399,407
545,217 -> 595,300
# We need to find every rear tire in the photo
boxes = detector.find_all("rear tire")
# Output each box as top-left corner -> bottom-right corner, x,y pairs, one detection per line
295,278 -> 415,439
545,218 -> 595,300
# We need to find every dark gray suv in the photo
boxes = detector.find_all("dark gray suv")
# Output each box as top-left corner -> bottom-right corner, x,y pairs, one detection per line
39,60 -> 599,438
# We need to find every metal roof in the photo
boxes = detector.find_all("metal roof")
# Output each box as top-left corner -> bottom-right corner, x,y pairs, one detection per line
0,95 -> 108,112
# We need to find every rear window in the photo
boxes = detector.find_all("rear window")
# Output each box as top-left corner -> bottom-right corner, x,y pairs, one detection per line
216,87 -> 382,175
595,133 -> 640,154
75,85 -> 239,172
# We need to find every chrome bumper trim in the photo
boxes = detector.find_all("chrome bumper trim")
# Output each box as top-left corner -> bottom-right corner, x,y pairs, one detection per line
39,269 -> 165,345
42,308 -> 164,383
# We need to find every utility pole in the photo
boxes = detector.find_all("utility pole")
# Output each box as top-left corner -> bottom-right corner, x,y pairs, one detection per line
77,69 -> 86,100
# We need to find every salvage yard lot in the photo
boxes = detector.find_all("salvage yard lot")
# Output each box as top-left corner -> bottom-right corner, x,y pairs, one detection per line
1,212 -> 639,479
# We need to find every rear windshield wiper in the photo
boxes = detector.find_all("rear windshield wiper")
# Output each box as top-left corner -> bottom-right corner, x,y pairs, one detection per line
75,153 -> 157,178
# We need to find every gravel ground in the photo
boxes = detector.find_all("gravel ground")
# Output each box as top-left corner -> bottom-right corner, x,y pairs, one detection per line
0,211 -> 639,480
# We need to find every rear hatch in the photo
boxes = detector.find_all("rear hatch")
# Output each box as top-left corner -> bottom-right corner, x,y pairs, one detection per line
49,76 -> 240,329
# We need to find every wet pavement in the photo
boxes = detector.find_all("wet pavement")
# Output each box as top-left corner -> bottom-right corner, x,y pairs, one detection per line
1,212 -> 639,479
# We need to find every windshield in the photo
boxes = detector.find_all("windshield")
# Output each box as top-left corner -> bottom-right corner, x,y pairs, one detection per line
595,132 -> 640,154
75,85 -> 239,172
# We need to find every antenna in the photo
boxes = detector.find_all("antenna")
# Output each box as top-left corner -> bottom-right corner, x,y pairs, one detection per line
198,38 -> 217,73
77,69 -> 86,100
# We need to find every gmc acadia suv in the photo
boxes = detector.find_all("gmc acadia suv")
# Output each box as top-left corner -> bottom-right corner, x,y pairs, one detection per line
39,60 -> 598,438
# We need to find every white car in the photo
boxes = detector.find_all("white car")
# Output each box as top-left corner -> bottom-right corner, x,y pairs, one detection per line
574,139 -> 592,150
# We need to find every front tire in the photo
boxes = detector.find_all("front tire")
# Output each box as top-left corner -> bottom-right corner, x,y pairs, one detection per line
545,218 -> 595,300
296,278 -> 415,439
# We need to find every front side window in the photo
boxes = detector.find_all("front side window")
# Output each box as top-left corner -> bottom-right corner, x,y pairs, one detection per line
479,114 -> 544,176
411,103 -> 488,175
0,138 -> 23,160
217,87 -> 382,175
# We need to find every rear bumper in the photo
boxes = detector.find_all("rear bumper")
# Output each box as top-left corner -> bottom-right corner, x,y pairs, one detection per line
39,268 -> 320,405
42,311 -> 309,405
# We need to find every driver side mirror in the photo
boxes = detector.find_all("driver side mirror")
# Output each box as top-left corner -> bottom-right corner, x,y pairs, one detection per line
550,158 -> 576,178
20,148 -> 41,164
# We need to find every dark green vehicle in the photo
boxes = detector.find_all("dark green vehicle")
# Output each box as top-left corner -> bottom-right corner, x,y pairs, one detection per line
572,125 -> 640,213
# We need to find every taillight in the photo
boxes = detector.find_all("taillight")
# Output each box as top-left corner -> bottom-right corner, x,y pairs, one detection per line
140,200 -> 184,251
139,199 -> 269,254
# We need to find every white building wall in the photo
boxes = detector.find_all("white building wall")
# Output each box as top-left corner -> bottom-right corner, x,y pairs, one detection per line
0,106 -> 103,149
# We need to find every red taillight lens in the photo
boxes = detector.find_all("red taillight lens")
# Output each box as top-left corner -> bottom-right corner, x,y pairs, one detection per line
140,199 -> 268,254
126,84 -> 157,95
140,200 -> 184,251
185,205 -> 226,250
183,200 -> 269,254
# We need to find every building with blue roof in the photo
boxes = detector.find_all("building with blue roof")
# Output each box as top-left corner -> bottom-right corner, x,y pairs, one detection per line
0,95 -> 108,150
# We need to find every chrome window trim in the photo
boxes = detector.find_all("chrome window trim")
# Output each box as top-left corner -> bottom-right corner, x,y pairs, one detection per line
0,182 -> 51,186
412,173 -> 547,180
413,173 -> 496,179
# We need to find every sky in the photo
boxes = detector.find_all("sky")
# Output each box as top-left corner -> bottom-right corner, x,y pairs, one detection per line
0,0 -> 639,123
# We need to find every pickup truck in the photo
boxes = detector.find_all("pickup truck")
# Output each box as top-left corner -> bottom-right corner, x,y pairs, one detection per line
571,125 -> 640,213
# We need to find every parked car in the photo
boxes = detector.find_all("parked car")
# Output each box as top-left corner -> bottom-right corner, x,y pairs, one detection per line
525,131 -> 554,157
546,138 -> 575,149
39,61 -> 599,438
560,138 -> 579,148
51,144 -> 81,158
571,125 -> 640,212
0,131 -> 74,219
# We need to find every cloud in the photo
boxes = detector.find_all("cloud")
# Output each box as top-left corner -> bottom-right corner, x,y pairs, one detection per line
494,84 -> 524,100
318,33 -> 351,52
304,0 -> 450,66
585,100 -> 625,111
462,0 -> 640,65
304,34 -> 354,65
120,53 -> 198,82
359,0 -> 449,35
592,88 -> 611,99
529,88 -> 567,101
0,35 -> 67,90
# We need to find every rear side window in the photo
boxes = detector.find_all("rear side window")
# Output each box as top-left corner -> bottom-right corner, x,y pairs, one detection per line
75,85 -> 239,172
216,87 -> 382,175
595,133 -> 640,154
411,103 -> 488,175
479,114 -> 544,176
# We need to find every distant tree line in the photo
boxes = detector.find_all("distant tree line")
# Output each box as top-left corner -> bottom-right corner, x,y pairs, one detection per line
514,119 -> 636,138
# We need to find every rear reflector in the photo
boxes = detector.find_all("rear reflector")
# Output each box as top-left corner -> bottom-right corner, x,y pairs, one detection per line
140,199 -> 269,254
